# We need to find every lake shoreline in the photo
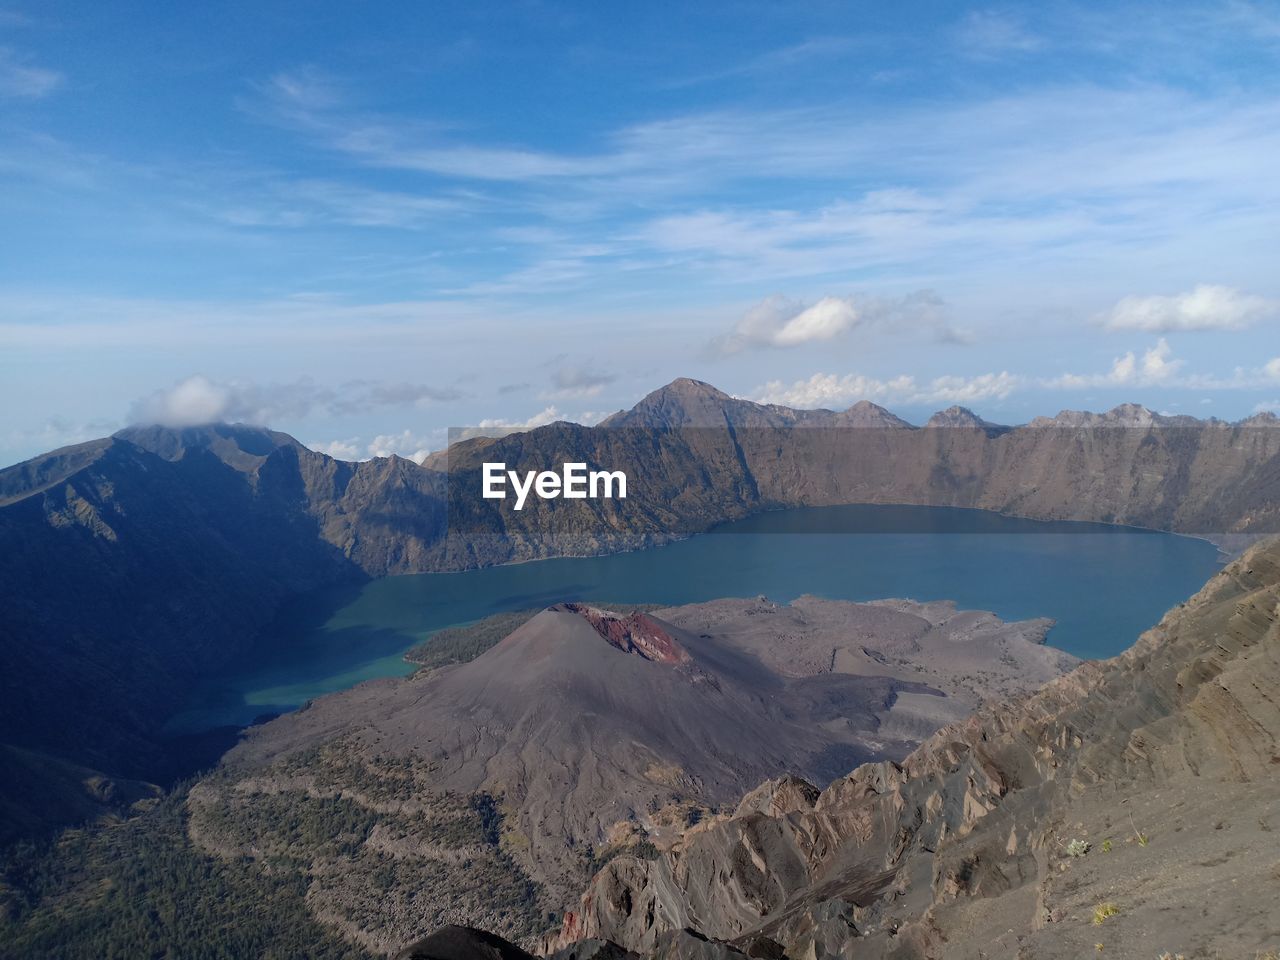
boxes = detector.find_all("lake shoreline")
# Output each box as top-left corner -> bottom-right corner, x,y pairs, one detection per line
172,504 -> 1225,735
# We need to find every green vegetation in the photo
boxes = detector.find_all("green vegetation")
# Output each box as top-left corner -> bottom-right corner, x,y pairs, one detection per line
1065,838 -> 1091,858
193,791 -> 379,864
405,610 -> 541,669
0,739 -> 555,957
189,744 -> 549,947
0,789 -> 368,960
1092,902 -> 1120,925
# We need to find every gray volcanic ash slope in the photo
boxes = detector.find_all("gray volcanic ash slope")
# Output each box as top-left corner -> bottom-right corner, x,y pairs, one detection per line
543,538 -> 1280,960
184,597 -> 1064,950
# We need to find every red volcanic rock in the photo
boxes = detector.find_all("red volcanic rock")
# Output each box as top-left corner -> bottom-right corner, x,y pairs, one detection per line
559,603 -> 691,665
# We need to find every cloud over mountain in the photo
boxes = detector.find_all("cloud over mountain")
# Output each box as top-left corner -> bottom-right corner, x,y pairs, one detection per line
128,375 -> 462,427
754,370 -> 1019,408
1049,338 -> 1183,389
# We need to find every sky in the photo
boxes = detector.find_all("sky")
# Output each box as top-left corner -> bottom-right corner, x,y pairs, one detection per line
2,0 -> 1280,466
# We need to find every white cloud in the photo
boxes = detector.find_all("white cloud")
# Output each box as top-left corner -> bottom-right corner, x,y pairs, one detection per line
1265,357 -> 1280,379
477,405 -> 562,431
446,405 -> 567,442
754,370 -> 1019,409
1133,337 -> 1182,380
309,438 -> 363,461
306,431 -> 439,464
773,297 -> 860,347
130,375 -> 247,426
0,47 -> 62,99
1050,338 -> 1184,388
1102,285 -> 1277,332
711,290 -> 963,355
367,430 -> 434,463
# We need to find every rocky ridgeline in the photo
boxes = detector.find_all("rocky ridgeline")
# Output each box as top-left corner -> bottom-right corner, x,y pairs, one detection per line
530,538 -> 1280,959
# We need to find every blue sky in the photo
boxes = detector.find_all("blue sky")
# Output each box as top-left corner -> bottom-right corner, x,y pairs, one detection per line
2,1 -> 1280,465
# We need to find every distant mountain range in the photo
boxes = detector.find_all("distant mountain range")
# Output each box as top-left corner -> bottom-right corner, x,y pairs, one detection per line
2,378 -> 1280,842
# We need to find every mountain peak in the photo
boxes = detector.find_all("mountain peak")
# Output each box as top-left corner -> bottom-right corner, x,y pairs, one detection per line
662,377 -> 732,399
1103,402 -> 1159,425
928,405 -> 978,425
599,378 -> 737,427
836,400 -> 914,428
1029,404 -> 1162,428
114,422 -> 301,468
926,405 -> 1008,434
1238,410 -> 1280,427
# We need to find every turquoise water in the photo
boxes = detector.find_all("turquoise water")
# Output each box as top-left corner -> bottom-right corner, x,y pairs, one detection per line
168,505 -> 1223,733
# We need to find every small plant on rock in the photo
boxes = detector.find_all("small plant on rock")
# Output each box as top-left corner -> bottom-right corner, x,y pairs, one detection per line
1066,838 -> 1091,858
1092,902 -> 1120,925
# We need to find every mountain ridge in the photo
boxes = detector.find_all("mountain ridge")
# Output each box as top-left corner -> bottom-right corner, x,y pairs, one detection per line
3,379 -> 1280,843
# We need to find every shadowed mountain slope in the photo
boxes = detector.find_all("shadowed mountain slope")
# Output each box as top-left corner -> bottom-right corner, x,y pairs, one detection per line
0,424 -> 443,842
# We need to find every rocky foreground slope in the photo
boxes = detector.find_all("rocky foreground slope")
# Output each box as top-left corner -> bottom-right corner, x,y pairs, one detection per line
529,537 -> 1280,960
182,596 -> 1064,952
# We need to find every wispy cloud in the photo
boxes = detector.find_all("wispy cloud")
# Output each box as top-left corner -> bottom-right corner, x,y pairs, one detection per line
127,374 -> 463,427
957,10 -> 1044,58
0,293 -> 490,348
3,416 -> 120,461
213,179 -> 469,230
0,46 -> 61,99
545,365 -> 617,399
224,65 -> 1280,300
663,37 -> 862,88
753,370 -> 1020,409
1101,285 -> 1277,332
